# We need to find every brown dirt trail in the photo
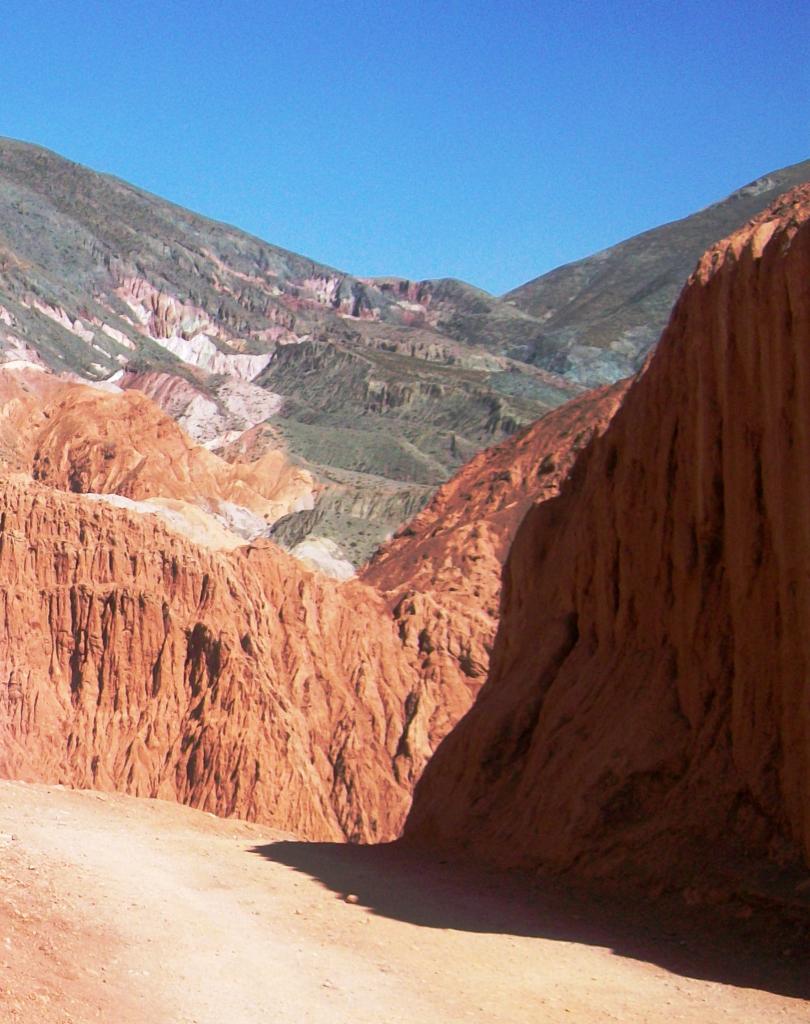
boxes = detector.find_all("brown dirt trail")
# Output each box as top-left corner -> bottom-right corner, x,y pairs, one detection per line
0,782 -> 806,1023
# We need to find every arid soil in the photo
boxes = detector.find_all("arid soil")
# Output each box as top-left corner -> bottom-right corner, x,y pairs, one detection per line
0,781 -> 807,1024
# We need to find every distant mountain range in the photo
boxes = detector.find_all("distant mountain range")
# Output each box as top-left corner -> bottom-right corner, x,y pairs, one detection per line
502,159 -> 810,383
0,138 -> 575,562
0,136 -> 806,561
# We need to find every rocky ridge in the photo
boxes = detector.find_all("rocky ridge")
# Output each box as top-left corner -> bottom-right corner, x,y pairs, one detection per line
361,381 -> 627,774
504,159 -> 810,384
0,473 -> 431,841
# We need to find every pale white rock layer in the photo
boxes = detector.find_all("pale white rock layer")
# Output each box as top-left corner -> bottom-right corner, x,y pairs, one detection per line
289,535 -> 356,580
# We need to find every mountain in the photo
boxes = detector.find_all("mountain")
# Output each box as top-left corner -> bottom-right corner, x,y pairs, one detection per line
2,134 -> 809,905
405,186 -> 810,889
2,138 -> 806,563
0,137 -> 577,564
503,158 -> 810,384
4,137 -> 805,564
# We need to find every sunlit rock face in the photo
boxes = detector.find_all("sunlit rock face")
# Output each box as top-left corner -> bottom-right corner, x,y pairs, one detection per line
361,382 -> 627,784
0,472 -> 425,842
0,367 -> 315,538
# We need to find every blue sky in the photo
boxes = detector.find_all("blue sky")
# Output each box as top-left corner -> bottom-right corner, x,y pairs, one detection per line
1,1 -> 807,293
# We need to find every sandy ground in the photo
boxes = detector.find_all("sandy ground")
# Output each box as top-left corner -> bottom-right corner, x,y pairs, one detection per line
0,780 -> 807,1023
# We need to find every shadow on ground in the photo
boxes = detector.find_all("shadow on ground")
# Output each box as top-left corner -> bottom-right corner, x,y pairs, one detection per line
250,839 -> 810,1002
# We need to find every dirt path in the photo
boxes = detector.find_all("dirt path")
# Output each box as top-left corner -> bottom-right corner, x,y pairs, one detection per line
0,781 -> 806,1023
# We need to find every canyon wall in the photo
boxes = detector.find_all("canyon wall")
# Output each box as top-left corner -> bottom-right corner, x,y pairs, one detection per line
406,186 -> 810,879
0,363 -> 621,840
0,475 -> 425,841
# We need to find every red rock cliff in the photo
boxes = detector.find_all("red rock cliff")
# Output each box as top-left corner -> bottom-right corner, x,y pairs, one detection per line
405,186 -> 810,878
361,384 -> 626,785
0,474 -> 422,841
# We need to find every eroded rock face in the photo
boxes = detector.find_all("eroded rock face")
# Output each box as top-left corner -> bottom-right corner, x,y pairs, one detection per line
406,186 -> 810,879
0,475 -> 419,841
361,383 -> 626,784
0,368 -> 315,540
0,361 -> 621,839
0,362 -> 465,838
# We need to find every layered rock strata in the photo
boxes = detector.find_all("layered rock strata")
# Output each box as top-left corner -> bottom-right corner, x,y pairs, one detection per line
0,368 -> 315,540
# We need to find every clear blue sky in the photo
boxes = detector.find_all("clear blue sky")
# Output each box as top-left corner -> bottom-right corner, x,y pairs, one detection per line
1,1 -> 807,293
